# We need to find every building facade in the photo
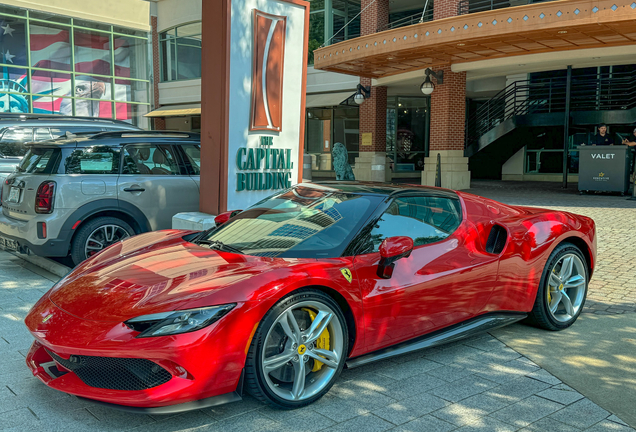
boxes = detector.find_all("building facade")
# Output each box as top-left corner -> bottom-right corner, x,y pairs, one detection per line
313,0 -> 636,188
0,0 -> 151,128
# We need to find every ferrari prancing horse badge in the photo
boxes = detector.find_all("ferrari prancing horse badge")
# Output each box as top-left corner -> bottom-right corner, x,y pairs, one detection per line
340,268 -> 353,283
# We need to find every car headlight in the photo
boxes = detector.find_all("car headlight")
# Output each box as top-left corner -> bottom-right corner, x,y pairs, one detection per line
124,304 -> 236,338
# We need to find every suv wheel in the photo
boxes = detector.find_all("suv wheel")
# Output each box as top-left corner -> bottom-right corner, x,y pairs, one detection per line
71,217 -> 133,266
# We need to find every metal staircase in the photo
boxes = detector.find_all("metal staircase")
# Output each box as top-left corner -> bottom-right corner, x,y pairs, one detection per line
465,69 -> 636,158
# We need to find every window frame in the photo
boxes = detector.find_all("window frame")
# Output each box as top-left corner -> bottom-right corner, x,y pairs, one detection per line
159,21 -> 202,82
119,143 -> 189,176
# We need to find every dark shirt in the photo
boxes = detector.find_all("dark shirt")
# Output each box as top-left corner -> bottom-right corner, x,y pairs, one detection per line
591,133 -> 614,146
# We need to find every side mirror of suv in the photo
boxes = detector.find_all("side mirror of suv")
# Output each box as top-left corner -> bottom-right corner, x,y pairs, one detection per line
377,236 -> 413,279
214,210 -> 242,227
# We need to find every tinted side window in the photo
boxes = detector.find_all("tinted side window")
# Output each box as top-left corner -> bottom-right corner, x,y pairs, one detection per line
64,146 -> 121,174
367,196 -> 462,252
0,128 -> 33,156
18,148 -> 61,174
182,144 -> 201,175
122,145 -> 180,175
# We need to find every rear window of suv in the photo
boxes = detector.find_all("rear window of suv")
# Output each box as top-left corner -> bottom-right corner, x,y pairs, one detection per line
18,148 -> 60,174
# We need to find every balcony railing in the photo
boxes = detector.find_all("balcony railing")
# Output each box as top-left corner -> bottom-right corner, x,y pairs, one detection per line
465,70 -> 636,148
458,0 -> 553,15
378,9 -> 434,32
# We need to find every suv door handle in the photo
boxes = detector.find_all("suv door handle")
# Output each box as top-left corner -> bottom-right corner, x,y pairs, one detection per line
123,187 -> 145,193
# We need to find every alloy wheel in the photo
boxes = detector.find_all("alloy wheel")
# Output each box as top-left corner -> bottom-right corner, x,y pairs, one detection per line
261,300 -> 344,402
84,224 -> 131,258
546,253 -> 587,323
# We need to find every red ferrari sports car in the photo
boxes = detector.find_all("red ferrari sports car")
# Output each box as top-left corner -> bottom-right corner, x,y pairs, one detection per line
25,182 -> 596,413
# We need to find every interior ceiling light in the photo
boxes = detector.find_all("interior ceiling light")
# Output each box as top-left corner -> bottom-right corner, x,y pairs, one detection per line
558,30 -> 568,34
457,43 -> 465,46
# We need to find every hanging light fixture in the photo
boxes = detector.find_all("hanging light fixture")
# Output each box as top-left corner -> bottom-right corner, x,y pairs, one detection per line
354,84 -> 371,105
420,68 -> 444,95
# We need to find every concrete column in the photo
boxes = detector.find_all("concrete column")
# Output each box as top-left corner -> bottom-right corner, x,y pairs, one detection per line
424,64 -> 471,190
150,15 -> 166,130
353,0 -> 391,182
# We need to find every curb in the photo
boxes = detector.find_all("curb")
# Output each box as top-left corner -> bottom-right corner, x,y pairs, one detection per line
10,251 -> 71,278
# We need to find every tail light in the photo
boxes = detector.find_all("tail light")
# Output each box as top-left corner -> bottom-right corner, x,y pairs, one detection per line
35,181 -> 56,214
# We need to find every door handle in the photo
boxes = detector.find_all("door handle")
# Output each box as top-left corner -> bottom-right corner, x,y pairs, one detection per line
123,187 -> 145,193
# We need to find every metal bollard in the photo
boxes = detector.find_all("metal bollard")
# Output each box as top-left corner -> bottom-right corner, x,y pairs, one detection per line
302,153 -> 312,182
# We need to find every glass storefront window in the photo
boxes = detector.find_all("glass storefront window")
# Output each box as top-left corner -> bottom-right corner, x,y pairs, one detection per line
306,106 -> 359,167
0,10 -> 150,126
114,35 -> 148,80
73,29 -> 112,76
386,97 -> 430,172
30,22 -> 71,70
160,22 -> 202,82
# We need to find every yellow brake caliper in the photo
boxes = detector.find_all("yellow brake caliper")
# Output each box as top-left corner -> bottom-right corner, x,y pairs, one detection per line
302,308 -> 330,372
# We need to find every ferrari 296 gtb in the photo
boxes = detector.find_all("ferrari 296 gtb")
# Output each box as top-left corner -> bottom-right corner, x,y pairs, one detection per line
24,182 -> 596,412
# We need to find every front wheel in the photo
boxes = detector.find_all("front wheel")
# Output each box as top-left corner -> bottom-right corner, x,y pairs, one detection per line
245,289 -> 348,409
526,243 -> 589,331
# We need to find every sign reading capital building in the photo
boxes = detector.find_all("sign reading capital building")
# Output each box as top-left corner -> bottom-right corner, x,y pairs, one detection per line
225,0 -> 309,210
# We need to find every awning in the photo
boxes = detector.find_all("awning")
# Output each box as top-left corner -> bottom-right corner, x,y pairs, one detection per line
306,92 -> 355,108
144,104 -> 201,118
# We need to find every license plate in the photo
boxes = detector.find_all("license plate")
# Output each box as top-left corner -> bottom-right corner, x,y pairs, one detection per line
7,187 -> 20,203
0,236 -> 19,252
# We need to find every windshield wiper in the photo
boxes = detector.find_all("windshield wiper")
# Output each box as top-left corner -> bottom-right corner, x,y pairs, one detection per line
196,239 -> 243,254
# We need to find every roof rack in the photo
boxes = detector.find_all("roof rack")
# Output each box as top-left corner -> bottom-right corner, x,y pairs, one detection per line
89,130 -> 201,140
0,113 -> 136,126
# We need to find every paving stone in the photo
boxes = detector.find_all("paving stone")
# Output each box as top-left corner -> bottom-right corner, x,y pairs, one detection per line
485,376 -> 552,403
454,417 -> 520,432
426,364 -> 474,383
474,358 -> 540,384
537,385 -> 585,406
454,393 -> 512,414
549,399 -> 611,429
607,415 -> 630,427
429,375 -> 498,403
377,373 -> 447,400
490,395 -> 563,427
391,414 -> 458,432
518,417 -> 582,432
324,413 -> 393,432
462,335 -> 507,352
260,406 -> 335,432
205,394 -> 265,421
583,420 -> 636,432
372,392 -> 449,425
375,357 -> 443,380
526,369 -> 562,386
130,410 -> 217,432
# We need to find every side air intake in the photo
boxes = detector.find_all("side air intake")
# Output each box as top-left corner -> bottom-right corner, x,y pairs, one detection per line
486,224 -> 507,254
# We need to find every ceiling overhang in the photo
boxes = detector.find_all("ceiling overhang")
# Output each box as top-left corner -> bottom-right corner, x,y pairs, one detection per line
313,0 -> 636,78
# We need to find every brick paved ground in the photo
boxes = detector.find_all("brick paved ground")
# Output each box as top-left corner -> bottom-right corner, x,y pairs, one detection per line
1,181 -> 634,431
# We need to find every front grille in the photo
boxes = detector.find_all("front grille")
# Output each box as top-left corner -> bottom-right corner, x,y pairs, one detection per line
46,349 -> 172,391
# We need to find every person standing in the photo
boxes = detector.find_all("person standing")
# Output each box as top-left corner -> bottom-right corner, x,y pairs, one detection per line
590,124 -> 614,145
622,128 -> 636,182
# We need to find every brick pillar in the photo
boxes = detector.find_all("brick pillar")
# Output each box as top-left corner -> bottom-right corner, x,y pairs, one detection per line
354,0 -> 390,182
421,0 -> 471,189
151,16 -> 166,130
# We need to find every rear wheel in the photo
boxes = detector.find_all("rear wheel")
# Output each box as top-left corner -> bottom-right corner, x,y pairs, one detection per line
70,216 -> 133,266
245,289 -> 348,409
526,243 -> 589,330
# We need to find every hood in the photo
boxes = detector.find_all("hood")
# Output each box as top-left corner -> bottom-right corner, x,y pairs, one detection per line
49,230 -> 299,322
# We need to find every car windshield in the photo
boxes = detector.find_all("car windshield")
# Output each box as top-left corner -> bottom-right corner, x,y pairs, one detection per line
200,186 -> 383,258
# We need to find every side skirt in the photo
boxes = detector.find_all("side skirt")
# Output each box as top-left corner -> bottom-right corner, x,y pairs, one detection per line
345,312 -> 527,369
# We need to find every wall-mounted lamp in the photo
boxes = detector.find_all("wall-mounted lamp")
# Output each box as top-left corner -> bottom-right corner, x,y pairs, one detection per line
420,68 -> 444,95
354,84 -> 371,105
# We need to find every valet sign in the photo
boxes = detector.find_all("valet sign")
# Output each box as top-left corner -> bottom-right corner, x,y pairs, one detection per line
227,0 -> 309,209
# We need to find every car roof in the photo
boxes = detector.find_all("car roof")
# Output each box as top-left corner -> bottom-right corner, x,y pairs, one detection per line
25,130 -> 201,148
0,113 -> 137,128
307,181 -> 460,199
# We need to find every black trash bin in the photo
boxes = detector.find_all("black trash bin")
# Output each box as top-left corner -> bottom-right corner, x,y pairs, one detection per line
577,145 -> 631,193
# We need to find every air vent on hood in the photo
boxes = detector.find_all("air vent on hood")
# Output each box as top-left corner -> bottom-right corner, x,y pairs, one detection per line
486,224 -> 507,254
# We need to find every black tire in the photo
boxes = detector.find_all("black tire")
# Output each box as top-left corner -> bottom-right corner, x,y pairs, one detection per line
525,243 -> 589,331
245,289 -> 348,409
70,216 -> 134,266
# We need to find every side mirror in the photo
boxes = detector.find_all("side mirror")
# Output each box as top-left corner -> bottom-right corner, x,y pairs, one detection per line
377,236 -> 413,279
214,210 -> 242,227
